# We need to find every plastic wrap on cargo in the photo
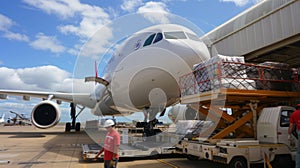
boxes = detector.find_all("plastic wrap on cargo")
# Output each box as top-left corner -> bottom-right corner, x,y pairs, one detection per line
175,120 -> 213,135
192,55 -> 256,92
247,61 -> 294,91
259,61 -> 289,68
193,55 -> 245,70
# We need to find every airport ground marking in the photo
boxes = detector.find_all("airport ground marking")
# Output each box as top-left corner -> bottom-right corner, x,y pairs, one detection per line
157,159 -> 178,168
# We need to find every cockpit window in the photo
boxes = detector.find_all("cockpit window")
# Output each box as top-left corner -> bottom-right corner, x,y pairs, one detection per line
143,33 -> 156,47
164,31 -> 187,39
186,32 -> 201,41
153,33 -> 163,44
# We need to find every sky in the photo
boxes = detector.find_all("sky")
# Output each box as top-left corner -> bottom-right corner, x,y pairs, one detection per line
0,0 -> 261,123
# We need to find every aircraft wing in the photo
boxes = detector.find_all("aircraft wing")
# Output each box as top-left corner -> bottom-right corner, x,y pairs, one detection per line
0,89 -> 94,107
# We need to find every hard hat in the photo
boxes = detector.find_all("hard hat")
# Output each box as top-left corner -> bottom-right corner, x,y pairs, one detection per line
103,119 -> 115,128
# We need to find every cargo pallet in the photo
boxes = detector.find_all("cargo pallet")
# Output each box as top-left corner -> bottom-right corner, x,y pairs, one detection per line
176,61 -> 299,167
179,61 -> 300,140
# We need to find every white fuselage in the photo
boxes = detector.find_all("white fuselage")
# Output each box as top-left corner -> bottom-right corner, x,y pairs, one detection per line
0,114 -> 5,124
92,24 -> 210,116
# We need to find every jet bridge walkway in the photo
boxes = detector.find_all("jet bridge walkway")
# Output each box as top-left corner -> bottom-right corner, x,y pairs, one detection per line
179,61 -> 300,141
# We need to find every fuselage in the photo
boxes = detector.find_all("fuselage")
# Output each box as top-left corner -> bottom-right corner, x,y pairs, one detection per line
91,24 -> 210,116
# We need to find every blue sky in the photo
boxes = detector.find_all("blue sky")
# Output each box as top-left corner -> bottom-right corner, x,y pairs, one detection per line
0,0 -> 261,123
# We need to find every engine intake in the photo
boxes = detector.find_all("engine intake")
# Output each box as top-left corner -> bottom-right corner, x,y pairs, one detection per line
31,100 -> 61,129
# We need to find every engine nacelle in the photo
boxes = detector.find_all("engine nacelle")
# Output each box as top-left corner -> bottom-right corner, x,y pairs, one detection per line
31,100 -> 61,129
168,104 -> 198,123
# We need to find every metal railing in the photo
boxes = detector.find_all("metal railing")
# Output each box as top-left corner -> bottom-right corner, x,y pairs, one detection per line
179,62 -> 299,97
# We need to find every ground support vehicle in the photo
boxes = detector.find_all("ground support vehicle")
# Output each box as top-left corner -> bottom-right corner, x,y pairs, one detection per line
177,61 -> 300,167
180,106 -> 298,168
82,142 -> 176,161
82,124 -> 178,161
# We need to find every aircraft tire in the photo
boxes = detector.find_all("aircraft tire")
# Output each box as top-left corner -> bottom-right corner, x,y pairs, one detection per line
65,122 -> 71,132
75,122 -> 81,132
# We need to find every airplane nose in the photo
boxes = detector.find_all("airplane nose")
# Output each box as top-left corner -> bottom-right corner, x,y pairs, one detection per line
128,67 -> 179,108
162,39 -> 210,67
189,41 -> 210,61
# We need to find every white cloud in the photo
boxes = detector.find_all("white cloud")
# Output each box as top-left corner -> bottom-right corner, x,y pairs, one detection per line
58,5 -> 110,38
121,0 -> 143,12
79,26 -> 113,59
220,0 -> 248,6
137,1 -> 170,24
0,14 -> 14,31
23,0 -> 112,57
0,100 -> 37,120
0,101 -> 33,110
16,65 -> 69,89
0,66 -> 93,93
29,33 -> 65,53
0,67 -> 25,89
0,13 -> 29,42
3,31 -> 29,42
65,25 -> 113,58
219,0 -> 262,6
0,66 -> 67,91
24,0 -> 111,39
23,0 -> 77,19
67,43 -> 81,56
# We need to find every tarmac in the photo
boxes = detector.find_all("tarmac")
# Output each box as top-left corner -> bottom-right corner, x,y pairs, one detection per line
0,125 -> 228,168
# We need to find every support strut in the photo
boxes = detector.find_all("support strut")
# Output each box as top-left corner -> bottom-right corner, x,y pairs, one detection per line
65,103 -> 85,132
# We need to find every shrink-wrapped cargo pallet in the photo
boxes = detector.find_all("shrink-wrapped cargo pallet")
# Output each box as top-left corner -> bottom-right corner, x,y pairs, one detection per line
247,61 -> 295,91
175,120 -> 213,137
193,55 -> 256,92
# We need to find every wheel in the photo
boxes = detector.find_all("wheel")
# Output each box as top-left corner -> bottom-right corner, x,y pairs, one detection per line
150,150 -> 159,159
271,155 -> 293,168
187,154 -> 199,161
75,122 -> 81,132
229,157 -> 247,168
65,122 -> 71,132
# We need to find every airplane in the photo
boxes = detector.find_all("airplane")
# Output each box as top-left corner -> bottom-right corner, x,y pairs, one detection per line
0,24 -> 210,132
7,111 -> 31,126
0,113 -> 5,124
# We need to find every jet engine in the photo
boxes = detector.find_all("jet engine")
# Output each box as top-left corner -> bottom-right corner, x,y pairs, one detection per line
31,100 -> 61,129
168,104 -> 199,123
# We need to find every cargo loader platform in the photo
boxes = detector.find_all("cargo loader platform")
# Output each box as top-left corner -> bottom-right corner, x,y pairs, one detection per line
178,59 -> 300,140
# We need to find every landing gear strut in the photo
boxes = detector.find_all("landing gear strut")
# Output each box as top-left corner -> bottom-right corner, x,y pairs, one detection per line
137,107 -> 163,138
65,103 -> 85,132
143,118 -> 159,137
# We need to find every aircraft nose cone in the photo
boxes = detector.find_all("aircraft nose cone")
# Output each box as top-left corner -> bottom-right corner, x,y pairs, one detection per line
128,67 -> 179,108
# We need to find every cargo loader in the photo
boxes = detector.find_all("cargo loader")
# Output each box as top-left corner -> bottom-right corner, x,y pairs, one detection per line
176,56 -> 300,168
